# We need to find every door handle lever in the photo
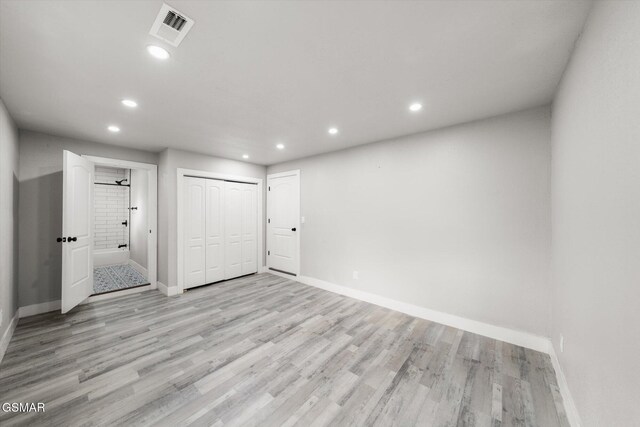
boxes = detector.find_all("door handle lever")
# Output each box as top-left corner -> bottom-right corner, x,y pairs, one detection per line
291,227 -> 297,232
68,237 -> 77,242
56,237 -> 66,242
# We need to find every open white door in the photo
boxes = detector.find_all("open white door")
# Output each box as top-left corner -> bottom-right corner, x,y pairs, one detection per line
61,150 -> 94,313
267,170 -> 300,275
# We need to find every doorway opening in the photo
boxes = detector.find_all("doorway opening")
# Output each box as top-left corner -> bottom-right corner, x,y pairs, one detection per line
266,170 -> 300,276
61,151 -> 158,313
92,166 -> 148,294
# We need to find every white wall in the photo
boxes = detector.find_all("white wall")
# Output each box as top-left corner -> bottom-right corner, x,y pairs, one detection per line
0,98 -> 19,358
268,107 -> 552,336
551,1 -> 640,425
157,148 -> 266,289
130,168 -> 148,269
18,130 -> 157,307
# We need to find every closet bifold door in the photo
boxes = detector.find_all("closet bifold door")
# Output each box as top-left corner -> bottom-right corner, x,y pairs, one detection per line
205,179 -> 224,283
184,177 -> 206,289
241,183 -> 258,275
224,181 -> 243,279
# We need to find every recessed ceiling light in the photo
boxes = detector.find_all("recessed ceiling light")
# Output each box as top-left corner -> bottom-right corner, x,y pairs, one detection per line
121,99 -> 138,108
276,143 -> 285,150
107,125 -> 120,133
147,45 -> 170,60
409,102 -> 423,112
328,127 -> 339,135
242,154 -> 249,159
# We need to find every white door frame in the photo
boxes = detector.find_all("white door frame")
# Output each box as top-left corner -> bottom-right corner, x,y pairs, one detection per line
267,169 -> 300,276
177,168 -> 263,294
83,155 -> 158,290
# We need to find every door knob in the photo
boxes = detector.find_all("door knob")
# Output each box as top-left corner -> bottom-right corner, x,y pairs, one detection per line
291,227 -> 297,232
68,237 -> 77,242
56,237 -> 66,243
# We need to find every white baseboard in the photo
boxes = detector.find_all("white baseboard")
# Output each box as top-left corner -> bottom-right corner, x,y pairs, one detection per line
94,248 -> 130,267
11,271 -> 580,426
0,310 -> 19,364
294,274 -> 549,353
19,300 -> 61,318
128,259 -> 149,276
548,342 -> 582,427
286,273 -> 580,425
19,284 -> 162,316
157,281 -> 179,296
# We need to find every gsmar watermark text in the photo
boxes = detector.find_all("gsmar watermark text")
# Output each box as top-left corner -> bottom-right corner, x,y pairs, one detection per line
2,402 -> 46,413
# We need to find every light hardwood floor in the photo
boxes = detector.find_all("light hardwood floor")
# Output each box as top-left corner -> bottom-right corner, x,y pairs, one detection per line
0,273 -> 569,426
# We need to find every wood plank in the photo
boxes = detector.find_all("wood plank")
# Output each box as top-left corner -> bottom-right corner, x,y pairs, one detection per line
0,273 -> 568,426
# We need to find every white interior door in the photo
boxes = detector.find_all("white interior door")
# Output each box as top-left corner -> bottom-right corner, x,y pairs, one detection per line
184,177 -> 206,289
267,171 -> 300,275
205,179 -> 225,283
61,150 -> 94,313
241,183 -> 258,275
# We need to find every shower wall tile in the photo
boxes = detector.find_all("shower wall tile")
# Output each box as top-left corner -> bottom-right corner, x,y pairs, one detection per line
94,166 -> 129,250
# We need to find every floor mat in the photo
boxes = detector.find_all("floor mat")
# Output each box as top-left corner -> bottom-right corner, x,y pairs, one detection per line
93,264 -> 148,294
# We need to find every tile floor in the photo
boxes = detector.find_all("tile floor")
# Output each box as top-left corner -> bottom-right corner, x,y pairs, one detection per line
93,263 -> 148,294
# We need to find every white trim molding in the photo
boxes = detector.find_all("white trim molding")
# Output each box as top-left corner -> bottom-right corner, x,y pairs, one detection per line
274,272 -> 551,353
128,258 -> 149,277
0,310 -> 19,363
268,271 -> 582,425
548,343 -> 583,427
176,168 -> 264,295
83,155 -> 158,293
82,156 -> 156,171
19,300 -> 61,318
157,281 -> 179,297
17,284 -> 162,317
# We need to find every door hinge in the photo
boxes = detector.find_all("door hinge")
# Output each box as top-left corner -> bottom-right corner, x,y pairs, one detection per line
268,186 -> 270,191
268,250 -> 270,256
268,218 -> 270,223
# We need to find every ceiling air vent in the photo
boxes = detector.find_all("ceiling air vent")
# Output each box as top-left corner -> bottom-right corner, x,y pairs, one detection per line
163,11 -> 187,31
149,3 -> 195,47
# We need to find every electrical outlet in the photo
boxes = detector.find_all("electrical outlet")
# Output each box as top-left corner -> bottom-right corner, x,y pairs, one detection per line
560,335 -> 564,353
353,271 -> 359,280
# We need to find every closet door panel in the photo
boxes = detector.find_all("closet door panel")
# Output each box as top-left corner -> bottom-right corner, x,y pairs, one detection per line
224,181 -> 242,279
241,183 -> 258,275
205,179 -> 224,283
184,177 -> 206,289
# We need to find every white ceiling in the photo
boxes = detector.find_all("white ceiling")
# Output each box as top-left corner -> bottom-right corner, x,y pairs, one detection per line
0,0 -> 591,165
